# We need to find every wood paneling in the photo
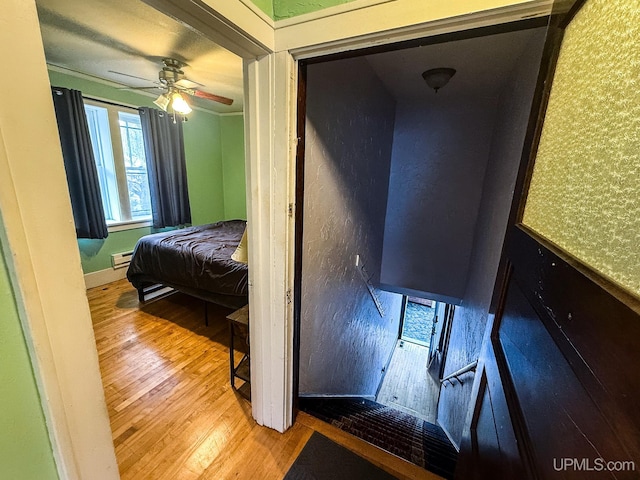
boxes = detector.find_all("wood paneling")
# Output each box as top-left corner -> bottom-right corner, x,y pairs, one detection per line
88,279 -> 437,479
501,228 -> 640,477
458,225 -> 640,479
463,362 -> 526,480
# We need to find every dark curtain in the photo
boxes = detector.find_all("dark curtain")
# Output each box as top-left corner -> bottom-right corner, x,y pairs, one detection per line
139,107 -> 192,228
51,87 -> 108,239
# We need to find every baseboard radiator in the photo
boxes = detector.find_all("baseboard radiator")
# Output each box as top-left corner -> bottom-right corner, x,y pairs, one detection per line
111,250 -> 134,269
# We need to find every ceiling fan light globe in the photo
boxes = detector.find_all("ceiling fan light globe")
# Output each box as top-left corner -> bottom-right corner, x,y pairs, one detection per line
153,93 -> 170,111
171,92 -> 192,115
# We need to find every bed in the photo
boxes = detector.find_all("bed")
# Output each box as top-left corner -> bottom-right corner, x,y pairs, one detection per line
127,219 -> 248,309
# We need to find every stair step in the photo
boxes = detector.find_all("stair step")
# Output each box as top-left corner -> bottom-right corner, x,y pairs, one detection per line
300,397 -> 457,479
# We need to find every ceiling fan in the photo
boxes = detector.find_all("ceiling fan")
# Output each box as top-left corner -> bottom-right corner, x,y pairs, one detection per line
116,58 -> 233,114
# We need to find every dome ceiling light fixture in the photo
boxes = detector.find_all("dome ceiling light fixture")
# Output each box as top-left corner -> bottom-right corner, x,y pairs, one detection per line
422,68 -> 457,93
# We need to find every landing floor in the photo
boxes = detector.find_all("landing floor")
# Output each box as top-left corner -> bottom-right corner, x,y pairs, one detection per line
376,340 -> 440,422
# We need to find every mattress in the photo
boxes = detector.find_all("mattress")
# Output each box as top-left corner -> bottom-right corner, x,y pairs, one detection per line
127,220 -> 248,303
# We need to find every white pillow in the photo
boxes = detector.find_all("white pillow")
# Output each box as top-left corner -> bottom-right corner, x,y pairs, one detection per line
231,226 -> 248,264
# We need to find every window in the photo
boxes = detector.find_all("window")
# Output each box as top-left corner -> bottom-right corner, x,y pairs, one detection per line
84,100 -> 152,229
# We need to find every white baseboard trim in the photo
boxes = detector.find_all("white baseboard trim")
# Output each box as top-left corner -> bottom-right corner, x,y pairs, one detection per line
84,267 -> 127,289
437,418 -> 461,452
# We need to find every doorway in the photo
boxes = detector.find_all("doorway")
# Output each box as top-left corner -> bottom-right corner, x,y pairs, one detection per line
295,16 -> 549,476
400,296 -> 437,346
376,297 -> 452,421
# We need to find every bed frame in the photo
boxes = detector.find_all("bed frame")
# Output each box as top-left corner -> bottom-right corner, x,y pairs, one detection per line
127,220 -> 248,310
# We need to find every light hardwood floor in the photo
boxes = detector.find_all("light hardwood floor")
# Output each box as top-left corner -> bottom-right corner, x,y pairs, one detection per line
88,279 -> 441,479
376,340 -> 440,422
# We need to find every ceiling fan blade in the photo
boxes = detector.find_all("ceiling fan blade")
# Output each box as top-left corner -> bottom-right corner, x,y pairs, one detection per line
109,70 -> 156,83
175,78 -> 203,89
117,85 -> 163,91
192,90 -> 234,105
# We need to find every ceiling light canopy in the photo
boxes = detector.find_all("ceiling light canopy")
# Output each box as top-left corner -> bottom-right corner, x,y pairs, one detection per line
422,68 -> 457,93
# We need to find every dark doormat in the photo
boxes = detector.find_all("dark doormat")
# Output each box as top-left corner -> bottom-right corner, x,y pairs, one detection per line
284,432 -> 398,479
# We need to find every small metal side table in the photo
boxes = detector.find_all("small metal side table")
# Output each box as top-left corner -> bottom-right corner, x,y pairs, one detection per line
227,304 -> 250,401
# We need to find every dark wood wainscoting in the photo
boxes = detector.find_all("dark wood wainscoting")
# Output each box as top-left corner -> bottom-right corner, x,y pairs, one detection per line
458,227 -> 640,479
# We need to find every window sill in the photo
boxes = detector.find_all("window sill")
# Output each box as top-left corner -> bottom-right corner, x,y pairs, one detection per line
107,219 -> 152,233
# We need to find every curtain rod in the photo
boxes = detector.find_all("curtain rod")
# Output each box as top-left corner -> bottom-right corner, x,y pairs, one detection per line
82,95 -> 140,111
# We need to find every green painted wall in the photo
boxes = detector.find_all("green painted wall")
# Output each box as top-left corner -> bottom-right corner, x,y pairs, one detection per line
273,0 -> 358,20
48,70 -> 245,274
221,115 -> 247,219
250,0 -> 274,17
0,242 -> 58,479
523,0 -> 640,298
77,227 -> 152,273
249,0 -> 358,20
183,109 -> 226,225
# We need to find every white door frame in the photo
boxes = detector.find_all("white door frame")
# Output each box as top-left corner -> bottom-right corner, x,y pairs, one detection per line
1,1 -> 553,478
243,51 -> 298,431
1,1 -> 119,478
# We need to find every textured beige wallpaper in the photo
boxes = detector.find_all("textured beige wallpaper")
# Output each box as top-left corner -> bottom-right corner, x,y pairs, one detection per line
523,0 -> 640,298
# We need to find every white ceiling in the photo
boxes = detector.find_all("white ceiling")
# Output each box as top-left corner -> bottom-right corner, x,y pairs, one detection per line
36,0 -> 244,113
35,0 -> 542,116
366,28 -> 546,102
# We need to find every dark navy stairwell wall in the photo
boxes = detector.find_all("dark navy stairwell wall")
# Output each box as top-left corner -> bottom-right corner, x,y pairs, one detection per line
437,29 -> 547,448
300,57 -> 402,396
